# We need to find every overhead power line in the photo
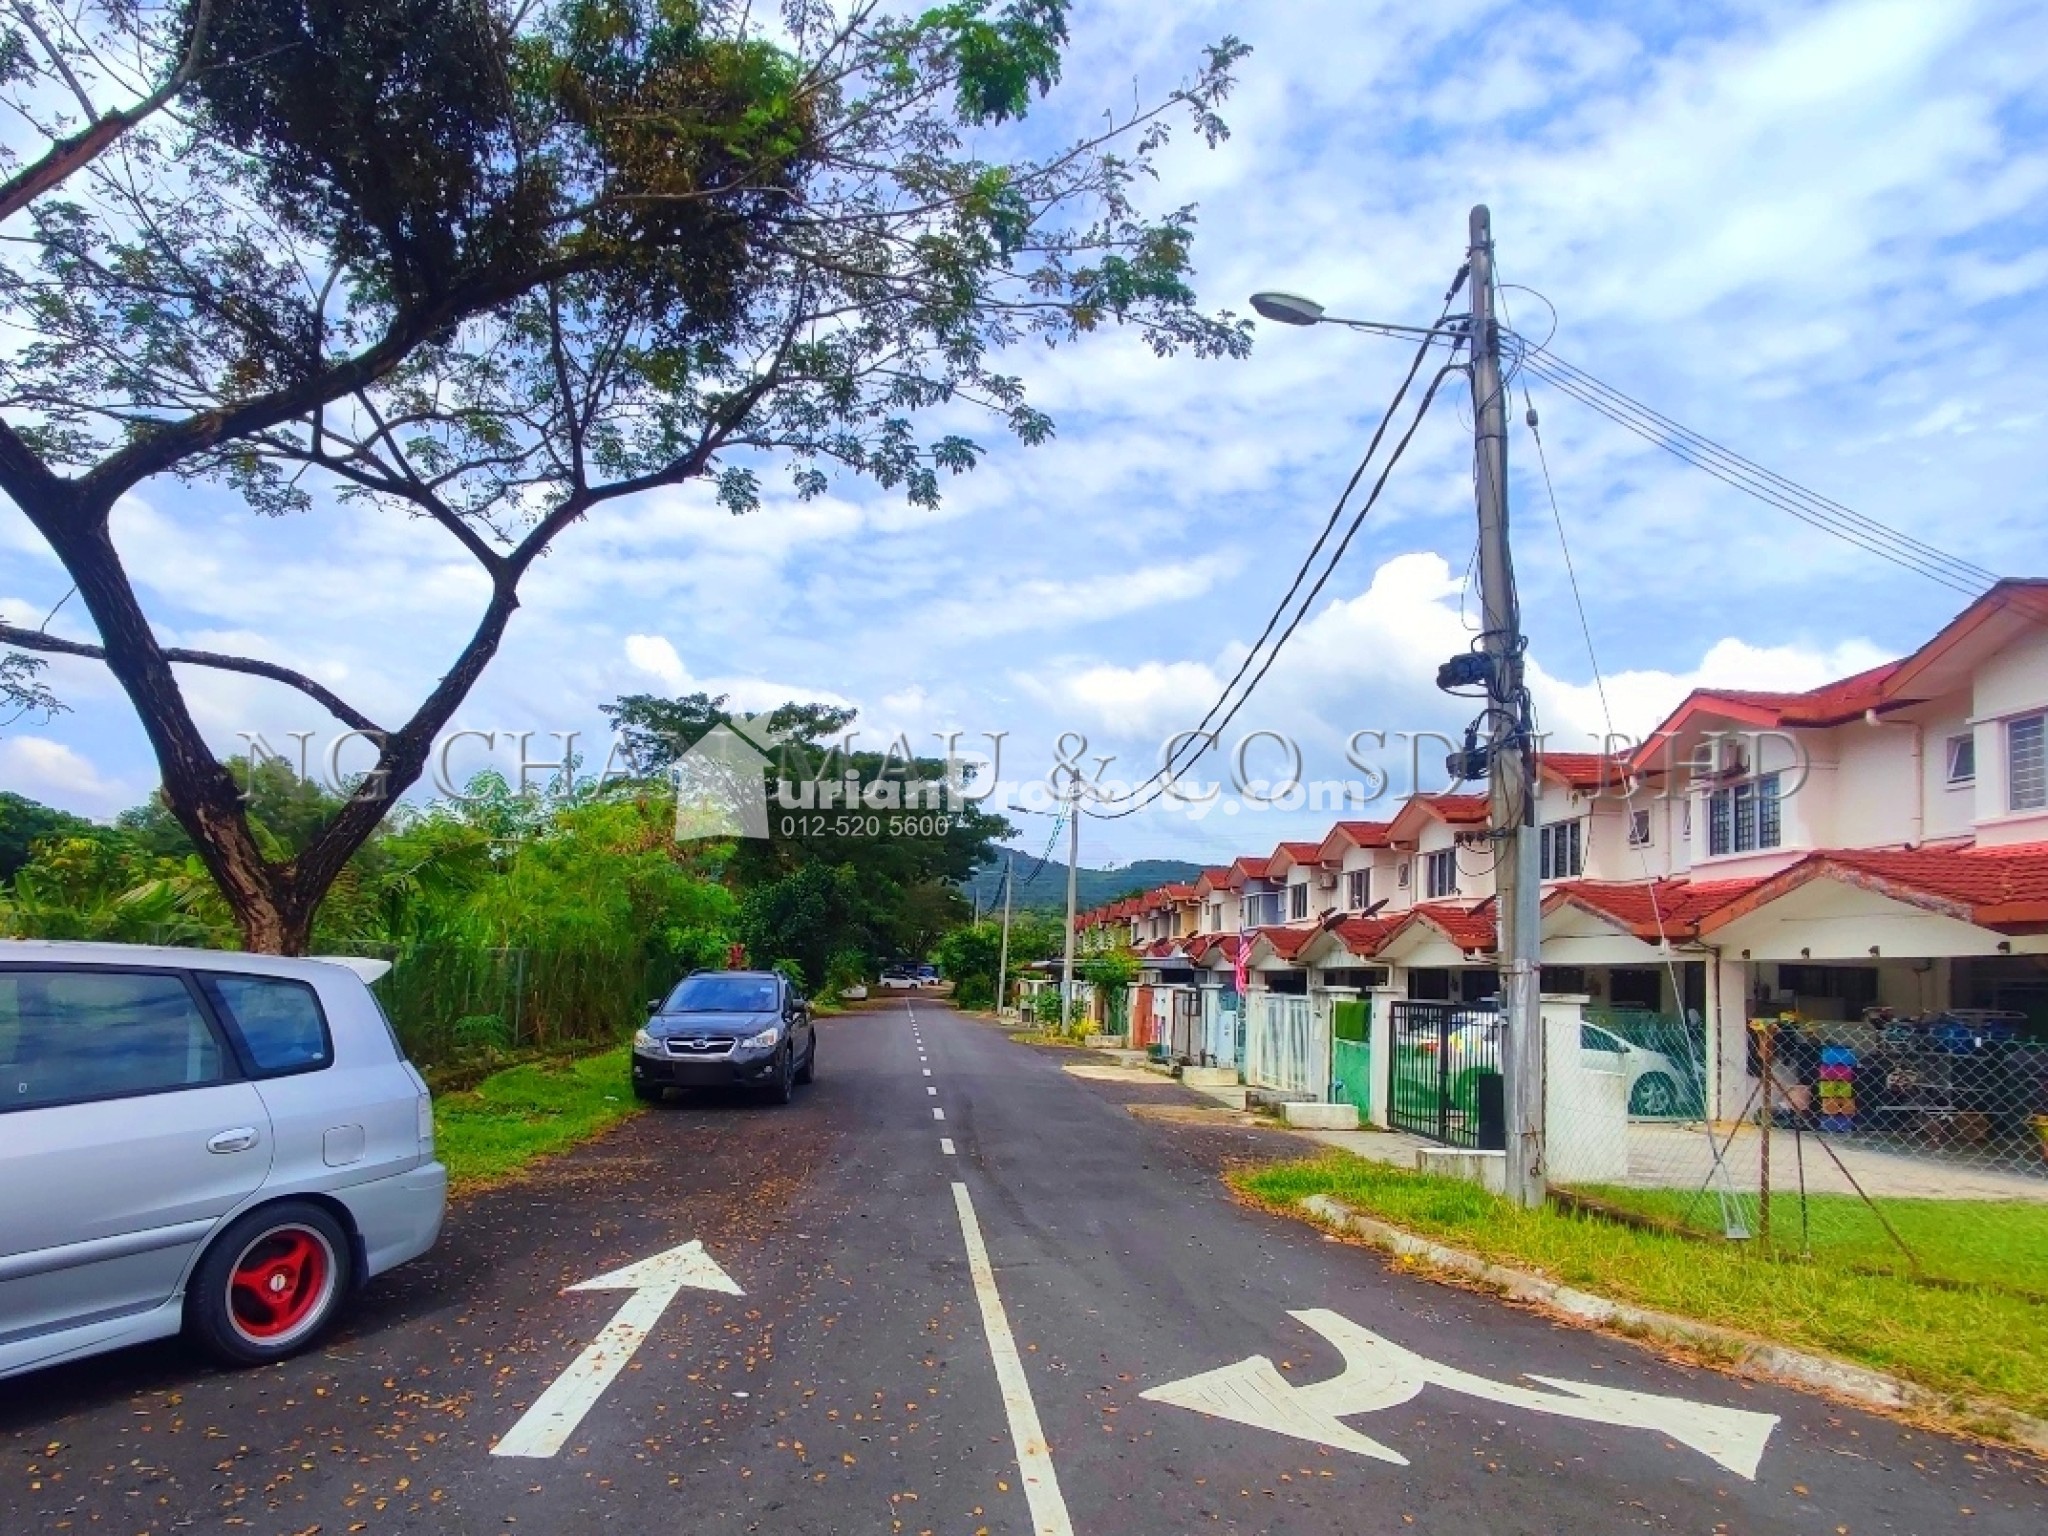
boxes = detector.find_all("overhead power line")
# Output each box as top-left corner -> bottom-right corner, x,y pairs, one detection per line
1087,360 -> 1461,820
1510,343 -> 2001,597
1082,265 -> 1472,821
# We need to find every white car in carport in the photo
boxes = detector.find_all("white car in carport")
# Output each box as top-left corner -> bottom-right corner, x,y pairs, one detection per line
0,942 -> 446,1380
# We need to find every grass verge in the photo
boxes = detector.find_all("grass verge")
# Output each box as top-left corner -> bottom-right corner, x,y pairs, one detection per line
1231,1151 -> 2048,1424
436,1045 -> 638,1192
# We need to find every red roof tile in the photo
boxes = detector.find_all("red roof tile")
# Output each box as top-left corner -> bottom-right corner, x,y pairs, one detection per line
1329,914 -> 1399,957
1698,843 -> 2048,936
1536,752 -> 1632,792
1543,878 -> 1763,941
1387,900 -> 1498,953
1318,820 -> 1394,859
1227,856 -> 1271,887
1248,924 -> 1315,960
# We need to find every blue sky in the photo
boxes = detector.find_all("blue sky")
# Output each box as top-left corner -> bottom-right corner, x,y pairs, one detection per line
4,0 -> 2047,873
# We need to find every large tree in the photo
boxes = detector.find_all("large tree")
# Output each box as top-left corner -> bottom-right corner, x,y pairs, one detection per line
0,1 -> 1248,951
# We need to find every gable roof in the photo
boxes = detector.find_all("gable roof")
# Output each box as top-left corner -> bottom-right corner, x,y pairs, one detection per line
1265,840 -> 1326,878
1386,793 -> 1491,844
1380,898 -> 1498,955
1696,843 -> 2048,937
1631,581 -> 2048,771
1318,820 -> 1394,862
1227,855 -> 1272,887
1193,866 -> 1234,897
1542,877 -> 1764,942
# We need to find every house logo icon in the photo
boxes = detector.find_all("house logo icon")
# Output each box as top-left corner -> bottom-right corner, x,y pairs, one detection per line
672,713 -> 793,842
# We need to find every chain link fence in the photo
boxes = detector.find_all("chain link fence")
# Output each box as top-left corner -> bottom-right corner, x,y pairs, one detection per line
1545,1001 -> 2048,1260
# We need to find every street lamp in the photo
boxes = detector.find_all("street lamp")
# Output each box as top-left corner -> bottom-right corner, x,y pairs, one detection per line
1249,290 -> 1466,345
1250,291 -> 1326,326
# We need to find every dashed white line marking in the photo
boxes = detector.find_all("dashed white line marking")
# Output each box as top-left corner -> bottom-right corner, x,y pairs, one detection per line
940,1137 -> 956,1155
927,1085 -> 938,1096
933,1107 -> 945,1121
951,1182 -> 1075,1536
923,1068 -> 932,1076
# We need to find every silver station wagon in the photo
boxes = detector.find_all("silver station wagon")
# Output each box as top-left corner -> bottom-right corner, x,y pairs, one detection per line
0,942 -> 447,1380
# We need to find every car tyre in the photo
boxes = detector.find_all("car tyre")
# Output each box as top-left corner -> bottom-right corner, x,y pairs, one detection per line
632,1079 -> 665,1104
795,1033 -> 817,1085
766,1045 -> 795,1105
1630,1072 -> 1679,1118
187,1201 -> 352,1368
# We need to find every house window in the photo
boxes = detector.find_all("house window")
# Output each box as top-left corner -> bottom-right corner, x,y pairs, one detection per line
1424,849 -> 1458,899
1288,882 -> 1309,921
1246,892 -> 1281,927
1707,773 -> 1781,856
1397,860 -> 1410,889
2010,715 -> 2046,811
1345,868 -> 1370,910
1539,819 -> 1583,880
1946,732 -> 1976,786
1627,808 -> 1652,848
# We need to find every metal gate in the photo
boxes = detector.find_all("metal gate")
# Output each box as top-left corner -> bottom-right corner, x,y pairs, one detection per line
1247,993 -> 1320,1096
1387,999 -> 1503,1148
1168,988 -> 1200,1061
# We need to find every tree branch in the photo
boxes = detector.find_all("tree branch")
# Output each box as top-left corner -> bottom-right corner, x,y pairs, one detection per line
0,0 -> 215,225
0,621 -> 384,735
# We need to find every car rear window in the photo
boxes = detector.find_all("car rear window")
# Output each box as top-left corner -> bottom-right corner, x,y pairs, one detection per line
201,974 -> 333,1076
663,975 -> 780,1012
0,969 -> 225,1110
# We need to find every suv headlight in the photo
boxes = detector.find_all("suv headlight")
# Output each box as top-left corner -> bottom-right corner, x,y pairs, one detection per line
634,1028 -> 659,1051
740,1024 -> 781,1050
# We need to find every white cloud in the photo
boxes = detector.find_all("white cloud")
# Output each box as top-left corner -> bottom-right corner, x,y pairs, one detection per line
0,737 -> 131,817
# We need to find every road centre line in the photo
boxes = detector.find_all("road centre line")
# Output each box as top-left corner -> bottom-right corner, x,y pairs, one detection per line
950,1182 -> 1075,1536
927,1086 -> 938,1095
940,1138 -> 956,1155
923,1068 -> 932,1076
933,1107 -> 945,1120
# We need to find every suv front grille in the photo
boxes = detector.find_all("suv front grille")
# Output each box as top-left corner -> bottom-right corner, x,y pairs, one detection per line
665,1036 -> 737,1058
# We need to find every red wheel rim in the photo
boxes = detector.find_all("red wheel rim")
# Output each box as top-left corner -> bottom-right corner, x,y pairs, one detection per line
228,1225 -> 335,1344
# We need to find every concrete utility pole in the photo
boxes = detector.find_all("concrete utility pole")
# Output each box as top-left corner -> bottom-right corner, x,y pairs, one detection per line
1468,204 -> 1546,1209
1058,787 -> 1081,1035
995,850 -> 1015,1020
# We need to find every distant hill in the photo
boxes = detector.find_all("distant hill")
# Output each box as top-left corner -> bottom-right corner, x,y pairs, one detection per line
961,854 -> 1205,915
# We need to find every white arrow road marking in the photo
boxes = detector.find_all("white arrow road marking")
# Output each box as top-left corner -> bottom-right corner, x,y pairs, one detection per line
492,1241 -> 744,1459
952,1182 -> 1075,1536
1141,1308 -> 1778,1480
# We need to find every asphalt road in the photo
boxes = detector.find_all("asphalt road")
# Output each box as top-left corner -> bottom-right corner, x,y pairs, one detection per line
3,998 -> 2043,1534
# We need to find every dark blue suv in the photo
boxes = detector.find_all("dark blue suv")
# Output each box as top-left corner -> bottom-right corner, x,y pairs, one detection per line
630,970 -> 816,1104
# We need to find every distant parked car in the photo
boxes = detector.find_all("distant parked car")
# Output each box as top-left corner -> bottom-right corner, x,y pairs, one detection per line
1440,1014 -> 1699,1118
914,964 -> 941,989
1578,1020 -> 1700,1118
0,941 -> 446,1382
878,969 -> 918,991
632,970 -> 815,1104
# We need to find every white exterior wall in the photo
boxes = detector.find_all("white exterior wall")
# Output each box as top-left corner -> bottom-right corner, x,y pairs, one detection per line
1411,819 -> 1492,903
1918,700 -> 1977,843
1972,628 -> 2048,847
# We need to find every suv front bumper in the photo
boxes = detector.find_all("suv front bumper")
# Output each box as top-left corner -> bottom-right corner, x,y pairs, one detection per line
632,1044 -> 782,1089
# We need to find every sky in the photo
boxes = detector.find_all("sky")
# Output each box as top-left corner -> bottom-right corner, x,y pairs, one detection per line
4,0 -> 2047,874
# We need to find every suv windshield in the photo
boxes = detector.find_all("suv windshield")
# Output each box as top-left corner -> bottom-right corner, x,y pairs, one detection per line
662,975 -> 780,1013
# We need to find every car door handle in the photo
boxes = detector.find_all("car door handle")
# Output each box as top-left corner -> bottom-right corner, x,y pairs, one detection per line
207,1127 -> 260,1154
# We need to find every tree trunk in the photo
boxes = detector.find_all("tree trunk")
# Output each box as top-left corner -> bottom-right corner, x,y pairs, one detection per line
28,503 -> 308,948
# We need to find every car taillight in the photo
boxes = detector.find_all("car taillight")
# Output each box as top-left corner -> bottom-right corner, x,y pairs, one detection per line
417,1091 -> 435,1156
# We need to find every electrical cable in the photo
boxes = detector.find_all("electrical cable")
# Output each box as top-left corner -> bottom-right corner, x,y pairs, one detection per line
1512,345 -> 1999,596
1086,360 -> 1463,819
1076,264 -> 1472,821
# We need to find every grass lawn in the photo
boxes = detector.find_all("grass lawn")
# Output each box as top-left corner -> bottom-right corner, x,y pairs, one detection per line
1232,1151 -> 2048,1426
435,1045 -> 638,1191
